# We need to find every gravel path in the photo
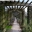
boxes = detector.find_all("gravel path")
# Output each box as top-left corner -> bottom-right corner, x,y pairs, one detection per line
6,17 -> 22,32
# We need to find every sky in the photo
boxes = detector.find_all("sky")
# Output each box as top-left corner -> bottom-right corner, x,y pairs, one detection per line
11,0 -> 32,3
20,0 -> 32,3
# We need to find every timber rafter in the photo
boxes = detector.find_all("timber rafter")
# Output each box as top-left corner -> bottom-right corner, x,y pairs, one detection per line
0,1 -> 32,6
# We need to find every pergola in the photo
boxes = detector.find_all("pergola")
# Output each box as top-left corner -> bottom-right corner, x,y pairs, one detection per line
0,1 -> 32,32
0,1 -> 32,24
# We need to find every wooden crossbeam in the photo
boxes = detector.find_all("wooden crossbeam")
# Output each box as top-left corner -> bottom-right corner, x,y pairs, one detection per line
8,8 -> 23,13
0,1 -> 32,6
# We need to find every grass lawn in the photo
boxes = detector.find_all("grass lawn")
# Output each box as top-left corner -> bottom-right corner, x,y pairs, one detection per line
6,25 -> 12,30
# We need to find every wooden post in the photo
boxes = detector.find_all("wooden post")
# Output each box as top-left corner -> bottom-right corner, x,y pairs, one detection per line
27,6 -> 30,24
22,8 -> 24,25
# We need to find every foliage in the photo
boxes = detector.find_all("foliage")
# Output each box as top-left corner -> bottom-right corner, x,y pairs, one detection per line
23,18 -> 32,32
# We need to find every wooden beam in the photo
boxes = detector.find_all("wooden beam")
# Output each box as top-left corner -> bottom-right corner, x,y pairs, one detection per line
0,1 -> 32,6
